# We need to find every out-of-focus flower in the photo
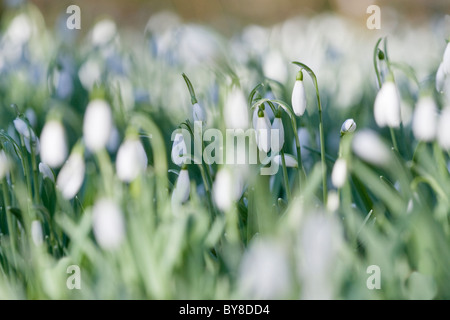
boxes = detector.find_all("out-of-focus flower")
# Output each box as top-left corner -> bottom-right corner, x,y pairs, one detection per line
171,168 -> 190,210
193,102 -> 206,123
213,167 -> 244,211
436,63 -> 445,94
340,118 -> 356,136
39,162 -> 54,182
443,43 -> 450,75
331,158 -> 347,188
291,71 -> 307,116
25,108 -> 37,128
263,51 -> 287,83
0,150 -> 9,180
13,117 -> 40,154
273,154 -> 298,168
31,220 -> 44,246
116,137 -> 148,182
239,239 -> 291,299
255,111 -> 271,153
40,120 -> 68,168
92,198 -> 125,250
83,99 -> 113,152
271,115 -> 285,153
374,80 -> 401,128
91,19 -> 117,47
352,129 -> 390,166
412,96 -> 437,142
224,88 -> 249,130
171,132 -> 188,167
56,149 -> 85,200
437,106 -> 450,150
78,59 -> 102,91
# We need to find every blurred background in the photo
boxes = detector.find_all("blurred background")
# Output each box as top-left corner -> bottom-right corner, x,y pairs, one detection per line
2,0 -> 449,36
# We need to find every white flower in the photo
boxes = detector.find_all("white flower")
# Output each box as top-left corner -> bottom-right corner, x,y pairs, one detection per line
193,102 -> 206,123
78,59 -> 102,91
436,63 -> 446,94
340,118 -> 356,135
116,138 -> 148,182
255,114 -> 271,153
40,120 -> 68,168
263,51 -> 287,83
412,96 -> 437,142
92,198 -> 125,250
13,118 -> 29,137
271,117 -> 285,153
25,108 -> 37,128
39,162 -> 55,182
0,150 -> 9,180
291,78 -> 307,116
56,152 -> 85,200
213,167 -> 244,211
273,154 -> 298,168
352,130 -> 390,166
437,106 -> 450,150
239,239 -> 291,299
374,81 -> 401,128
252,107 -> 270,130
31,220 -> 44,246
171,133 -> 188,167
331,158 -> 347,188
83,99 -> 113,152
91,19 -> 117,47
443,42 -> 450,75
171,168 -> 190,209
327,190 -> 340,212
224,88 -> 249,130
15,118 -> 40,154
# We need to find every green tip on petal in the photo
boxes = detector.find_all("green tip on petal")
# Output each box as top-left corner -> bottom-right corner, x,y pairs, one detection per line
296,70 -> 303,81
258,109 -> 264,118
378,49 -> 385,60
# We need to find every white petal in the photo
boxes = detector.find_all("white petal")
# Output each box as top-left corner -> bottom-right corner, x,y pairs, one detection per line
340,118 -> 356,134
291,80 -> 306,116
56,153 -> 85,199
352,130 -> 390,166
171,169 -> 190,209
83,99 -> 113,152
256,117 -> 271,153
0,150 -> 9,180
13,118 -> 30,138
40,121 -> 68,168
331,158 -> 347,188
436,63 -> 446,93
412,96 -> 437,142
31,220 -> 44,246
92,199 -> 125,250
271,117 -> 284,153
443,43 -> 450,75
116,139 -> 148,182
438,106 -> 450,150
193,102 -> 206,123
39,162 -> 55,182
374,82 -> 401,128
171,133 -> 188,167
224,88 -> 249,130
273,154 -> 298,168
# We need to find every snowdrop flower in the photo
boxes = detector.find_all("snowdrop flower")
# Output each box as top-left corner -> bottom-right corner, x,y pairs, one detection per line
56,149 -> 85,200
14,117 -> 40,154
213,167 -> 244,211
40,120 -> 68,168
78,59 -> 102,91
91,19 -> 117,47
0,150 -> 9,180
31,220 -> 44,246
239,239 -> 291,299
271,114 -> 285,153
106,126 -> 120,153
25,108 -> 37,128
39,162 -> 55,182
252,106 -> 270,130
331,158 -> 347,188
437,106 -> 450,150
171,132 -> 188,167
171,167 -> 190,210
193,102 -> 206,123
83,99 -> 113,152
263,50 -> 287,83
340,118 -> 356,136
291,70 -> 307,116
436,63 -> 445,94
273,154 -> 298,168
374,80 -> 401,128
92,198 -> 125,250
116,137 -> 148,182
443,42 -> 450,75
352,129 -> 390,166
327,190 -> 340,212
255,110 -> 271,153
224,87 -> 249,130
412,96 -> 437,142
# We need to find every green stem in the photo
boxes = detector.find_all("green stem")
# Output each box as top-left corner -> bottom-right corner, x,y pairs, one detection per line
31,146 -> 40,205
280,149 -> 291,200
182,73 -> 198,105
20,136 -> 33,203
390,127 -> 398,151
292,61 -> 327,205
2,177 -> 16,268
